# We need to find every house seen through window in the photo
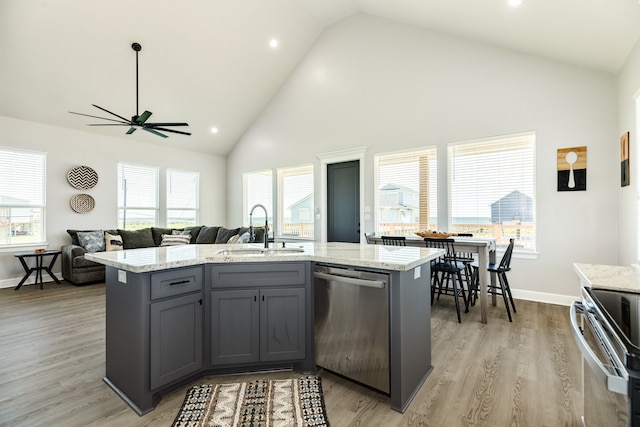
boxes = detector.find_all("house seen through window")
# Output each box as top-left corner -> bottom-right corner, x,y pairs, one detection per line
374,147 -> 438,236
448,132 -> 536,251
278,164 -> 314,239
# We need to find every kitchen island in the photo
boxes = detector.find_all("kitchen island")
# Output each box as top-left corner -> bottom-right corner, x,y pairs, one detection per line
86,242 -> 443,415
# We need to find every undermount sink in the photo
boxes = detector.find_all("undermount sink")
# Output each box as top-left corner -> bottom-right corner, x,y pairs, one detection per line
216,247 -> 305,256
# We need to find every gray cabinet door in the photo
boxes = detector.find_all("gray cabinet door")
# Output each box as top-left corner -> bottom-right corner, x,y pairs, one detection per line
260,288 -> 306,362
211,289 -> 260,365
150,293 -> 203,390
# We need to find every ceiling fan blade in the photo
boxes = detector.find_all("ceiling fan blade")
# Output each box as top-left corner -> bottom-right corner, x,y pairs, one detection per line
126,127 -> 137,135
145,122 -> 189,127
150,127 -> 192,136
91,104 -> 132,123
142,127 -> 168,138
69,111 -> 129,124
137,110 -> 152,124
86,123 -> 129,126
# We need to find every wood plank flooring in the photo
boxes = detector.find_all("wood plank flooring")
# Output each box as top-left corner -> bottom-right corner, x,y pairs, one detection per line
0,281 -> 583,427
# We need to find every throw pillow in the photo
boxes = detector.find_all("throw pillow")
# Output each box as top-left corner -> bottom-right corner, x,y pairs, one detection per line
226,234 -> 240,244
196,226 -> 220,244
172,229 -> 191,235
117,228 -> 155,249
215,227 -> 240,244
237,231 -> 251,244
105,232 -> 123,251
77,230 -> 105,253
151,227 -> 174,246
183,226 -> 203,243
160,234 -> 191,246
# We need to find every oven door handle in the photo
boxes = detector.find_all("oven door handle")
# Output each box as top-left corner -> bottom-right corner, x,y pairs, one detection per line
570,301 -> 628,395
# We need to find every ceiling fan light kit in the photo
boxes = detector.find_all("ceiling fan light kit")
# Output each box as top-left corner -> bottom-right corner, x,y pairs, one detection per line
69,42 -> 190,138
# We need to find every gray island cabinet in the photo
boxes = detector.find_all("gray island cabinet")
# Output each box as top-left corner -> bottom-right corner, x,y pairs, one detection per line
86,242 -> 442,416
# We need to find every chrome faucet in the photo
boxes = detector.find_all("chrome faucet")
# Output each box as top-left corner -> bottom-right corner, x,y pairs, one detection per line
249,204 -> 269,248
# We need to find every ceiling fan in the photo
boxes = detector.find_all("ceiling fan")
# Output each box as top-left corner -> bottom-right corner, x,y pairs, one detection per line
70,42 -> 190,138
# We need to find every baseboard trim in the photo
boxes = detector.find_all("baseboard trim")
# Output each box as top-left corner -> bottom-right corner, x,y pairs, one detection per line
0,272 -> 62,290
511,289 -> 577,306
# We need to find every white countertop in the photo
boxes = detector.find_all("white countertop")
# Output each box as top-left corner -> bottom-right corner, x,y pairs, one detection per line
573,263 -> 640,293
85,242 -> 444,274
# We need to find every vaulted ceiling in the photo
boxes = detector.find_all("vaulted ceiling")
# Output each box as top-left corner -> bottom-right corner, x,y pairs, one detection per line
1,0 -> 639,157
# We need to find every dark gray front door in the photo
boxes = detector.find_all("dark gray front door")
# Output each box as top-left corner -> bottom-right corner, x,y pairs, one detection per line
327,160 -> 360,243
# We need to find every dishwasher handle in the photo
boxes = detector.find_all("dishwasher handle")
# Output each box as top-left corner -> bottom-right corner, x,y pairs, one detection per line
570,300 -> 628,395
313,271 -> 386,289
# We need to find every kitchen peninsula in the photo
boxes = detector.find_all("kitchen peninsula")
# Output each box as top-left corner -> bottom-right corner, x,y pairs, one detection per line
86,242 -> 443,415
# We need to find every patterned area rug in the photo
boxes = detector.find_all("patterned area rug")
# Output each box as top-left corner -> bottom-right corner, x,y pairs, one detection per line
172,375 -> 330,427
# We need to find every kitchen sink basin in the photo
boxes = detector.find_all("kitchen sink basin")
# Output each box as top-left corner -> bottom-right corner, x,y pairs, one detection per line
216,247 -> 305,256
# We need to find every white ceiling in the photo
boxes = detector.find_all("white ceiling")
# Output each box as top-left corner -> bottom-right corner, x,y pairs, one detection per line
1,0 -> 639,157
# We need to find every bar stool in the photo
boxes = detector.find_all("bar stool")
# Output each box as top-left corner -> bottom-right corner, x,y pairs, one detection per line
470,238 -> 516,321
381,236 -> 406,246
425,237 -> 468,323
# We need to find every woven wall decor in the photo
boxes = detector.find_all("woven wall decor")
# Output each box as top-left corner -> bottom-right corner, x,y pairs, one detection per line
70,194 -> 95,213
67,165 -> 98,189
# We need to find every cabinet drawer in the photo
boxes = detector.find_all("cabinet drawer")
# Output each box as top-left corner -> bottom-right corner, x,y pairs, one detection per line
151,267 -> 203,300
210,263 -> 307,288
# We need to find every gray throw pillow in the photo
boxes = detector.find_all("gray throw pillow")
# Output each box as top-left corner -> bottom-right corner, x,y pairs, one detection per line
118,228 -> 155,249
195,226 -> 220,244
215,227 -> 240,244
151,227 -> 174,246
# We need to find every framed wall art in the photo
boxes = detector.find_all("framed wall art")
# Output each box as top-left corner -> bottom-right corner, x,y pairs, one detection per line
557,146 -> 587,191
621,132 -> 630,187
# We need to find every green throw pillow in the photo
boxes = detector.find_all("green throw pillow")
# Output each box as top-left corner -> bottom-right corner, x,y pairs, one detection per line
117,228 -> 155,249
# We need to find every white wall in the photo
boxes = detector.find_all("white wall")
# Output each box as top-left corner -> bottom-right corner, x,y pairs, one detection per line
617,38 -> 640,266
227,13 -> 619,302
0,115 -> 226,288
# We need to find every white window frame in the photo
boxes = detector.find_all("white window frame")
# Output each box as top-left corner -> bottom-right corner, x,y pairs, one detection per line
277,164 -> 314,240
447,132 -> 536,254
117,162 -> 159,230
166,168 -> 199,228
0,147 -> 46,248
374,147 -> 438,237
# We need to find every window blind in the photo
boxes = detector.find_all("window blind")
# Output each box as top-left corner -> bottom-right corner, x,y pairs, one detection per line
244,170 -> 273,229
374,147 -> 437,236
448,132 -> 536,251
117,162 -> 159,229
0,147 -> 46,245
167,169 -> 199,227
277,164 -> 314,238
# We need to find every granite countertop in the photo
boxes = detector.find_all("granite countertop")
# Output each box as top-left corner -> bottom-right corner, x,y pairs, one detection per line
573,263 -> 640,293
85,242 -> 444,274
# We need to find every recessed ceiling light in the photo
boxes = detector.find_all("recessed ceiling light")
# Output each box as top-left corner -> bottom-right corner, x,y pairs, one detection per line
211,127 -> 218,134
508,0 -> 522,7
269,39 -> 278,49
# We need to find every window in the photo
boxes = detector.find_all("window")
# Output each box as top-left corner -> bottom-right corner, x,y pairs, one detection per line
374,147 -> 437,236
0,147 -> 46,245
167,169 -> 199,228
277,165 -> 314,239
448,132 -> 536,251
117,163 -> 159,230
244,170 -> 273,233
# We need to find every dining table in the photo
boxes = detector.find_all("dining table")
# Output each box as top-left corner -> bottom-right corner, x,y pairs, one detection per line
369,235 -> 497,323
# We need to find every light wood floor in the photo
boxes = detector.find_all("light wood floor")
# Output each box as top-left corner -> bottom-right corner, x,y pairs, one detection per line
0,281 -> 583,427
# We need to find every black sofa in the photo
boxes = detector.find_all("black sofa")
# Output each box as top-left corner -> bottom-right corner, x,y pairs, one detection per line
61,225 -> 265,285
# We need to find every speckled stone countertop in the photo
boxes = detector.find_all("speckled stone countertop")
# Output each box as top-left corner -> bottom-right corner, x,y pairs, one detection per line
573,263 -> 640,293
86,242 -> 444,274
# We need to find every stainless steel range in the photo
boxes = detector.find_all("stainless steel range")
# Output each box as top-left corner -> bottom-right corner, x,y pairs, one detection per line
571,285 -> 640,426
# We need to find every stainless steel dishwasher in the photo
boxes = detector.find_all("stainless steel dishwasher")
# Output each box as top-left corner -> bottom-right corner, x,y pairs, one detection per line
314,264 -> 390,393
